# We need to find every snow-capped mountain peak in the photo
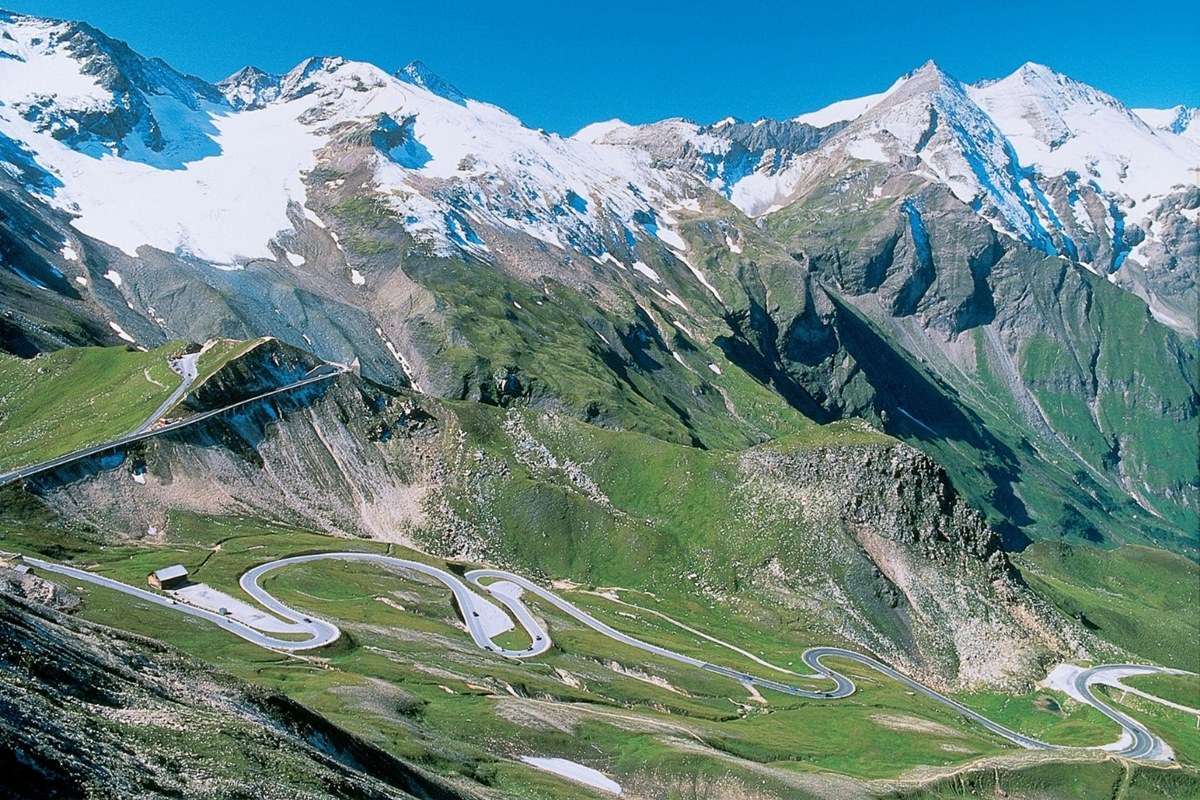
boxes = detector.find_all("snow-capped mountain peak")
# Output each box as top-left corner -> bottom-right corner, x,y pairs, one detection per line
824,59 -> 1058,247
0,10 -> 225,166
396,60 -> 466,105
0,15 -> 691,271
217,65 -> 280,110
968,62 -> 1200,221
273,56 -> 392,102
790,63 -> 924,128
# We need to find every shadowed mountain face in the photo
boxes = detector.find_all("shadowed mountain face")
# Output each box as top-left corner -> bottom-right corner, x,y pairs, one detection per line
0,9 -> 1195,553
0,571 -> 472,800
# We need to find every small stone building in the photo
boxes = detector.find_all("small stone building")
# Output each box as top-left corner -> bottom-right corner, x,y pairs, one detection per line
147,564 -> 188,590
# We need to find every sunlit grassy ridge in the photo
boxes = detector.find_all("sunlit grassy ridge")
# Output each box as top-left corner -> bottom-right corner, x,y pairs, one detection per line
0,338 -> 275,472
0,343 -> 181,470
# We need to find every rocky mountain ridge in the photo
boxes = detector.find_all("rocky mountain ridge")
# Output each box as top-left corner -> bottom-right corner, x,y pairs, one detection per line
0,8 -> 1195,553
14,337 -> 1090,689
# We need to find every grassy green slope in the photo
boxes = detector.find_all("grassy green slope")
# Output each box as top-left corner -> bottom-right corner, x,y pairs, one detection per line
1124,673 -> 1200,709
405,254 -> 819,452
1017,542 -> 1200,670
0,514 -> 1160,795
0,338 -> 279,472
0,342 -> 181,470
1017,278 -> 1200,536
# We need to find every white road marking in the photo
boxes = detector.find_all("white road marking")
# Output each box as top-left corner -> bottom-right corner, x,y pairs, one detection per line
23,551 -> 1182,761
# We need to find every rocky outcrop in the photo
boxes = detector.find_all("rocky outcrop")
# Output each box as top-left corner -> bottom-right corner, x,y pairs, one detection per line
737,441 -> 1086,688
0,563 -> 81,612
0,588 -> 473,799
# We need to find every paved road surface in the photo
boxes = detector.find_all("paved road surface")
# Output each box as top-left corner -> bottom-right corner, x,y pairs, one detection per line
0,364 -> 345,486
134,352 -> 200,435
25,551 -> 1180,761
1072,664 -> 1171,760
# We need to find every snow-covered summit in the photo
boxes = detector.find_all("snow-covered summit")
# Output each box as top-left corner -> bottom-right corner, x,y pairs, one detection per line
1134,105 -> 1199,142
0,10 -> 225,166
396,60 -> 466,105
0,17 -> 689,267
969,62 -> 1200,221
809,61 -> 1055,245
217,65 -> 280,110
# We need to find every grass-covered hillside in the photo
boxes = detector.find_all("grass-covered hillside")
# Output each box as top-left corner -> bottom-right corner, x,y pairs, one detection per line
1,340 -> 1196,798
2,516 -> 1195,799
0,337 -> 277,472
0,343 -> 181,471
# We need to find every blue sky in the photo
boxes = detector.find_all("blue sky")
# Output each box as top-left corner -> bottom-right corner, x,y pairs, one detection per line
7,0 -> 1199,133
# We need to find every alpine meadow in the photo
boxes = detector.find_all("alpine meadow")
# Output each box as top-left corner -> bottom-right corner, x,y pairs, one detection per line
0,6 -> 1198,799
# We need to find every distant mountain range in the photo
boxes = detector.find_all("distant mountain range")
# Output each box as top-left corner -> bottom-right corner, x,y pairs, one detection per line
0,8 -> 1196,550
2,9 -> 1199,796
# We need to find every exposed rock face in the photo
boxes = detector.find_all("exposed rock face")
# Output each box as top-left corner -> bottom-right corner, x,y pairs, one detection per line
0,589 -> 473,800
589,116 -> 841,200
736,442 -> 1085,688
18,349 -> 1084,689
1116,186 -> 1200,334
0,563 -> 80,612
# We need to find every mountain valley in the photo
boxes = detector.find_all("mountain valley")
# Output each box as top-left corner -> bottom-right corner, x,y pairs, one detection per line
0,8 -> 1197,799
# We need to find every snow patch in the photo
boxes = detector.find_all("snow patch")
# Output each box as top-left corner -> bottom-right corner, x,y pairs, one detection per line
846,136 -> 889,163
107,321 -> 135,343
519,757 -> 621,795
375,326 -> 421,390
649,286 -> 688,310
572,118 -> 633,144
0,95 -> 322,262
631,261 -> 661,283
792,75 -> 908,127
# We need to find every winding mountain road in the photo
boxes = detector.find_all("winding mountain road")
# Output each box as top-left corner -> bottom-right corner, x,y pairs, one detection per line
25,551 -> 1181,762
0,363 -> 346,486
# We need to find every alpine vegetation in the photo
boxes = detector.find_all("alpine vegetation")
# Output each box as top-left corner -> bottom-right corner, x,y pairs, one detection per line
0,8 -> 1197,799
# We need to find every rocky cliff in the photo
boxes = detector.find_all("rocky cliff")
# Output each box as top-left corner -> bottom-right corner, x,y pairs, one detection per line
0,570 -> 474,800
